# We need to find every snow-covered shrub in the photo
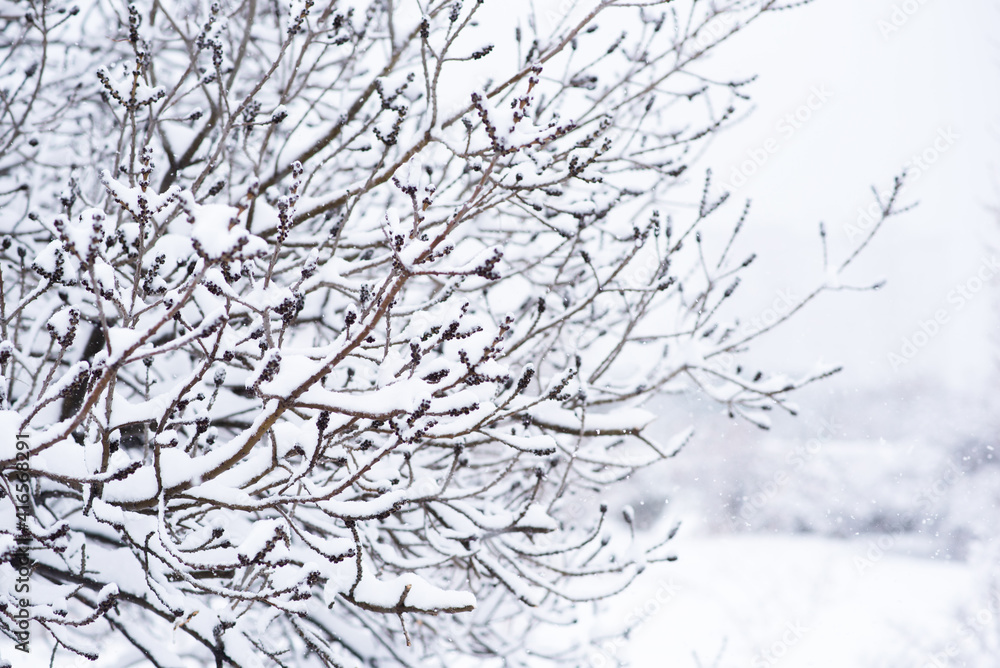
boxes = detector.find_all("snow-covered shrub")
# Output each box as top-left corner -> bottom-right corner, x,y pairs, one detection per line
0,0 -> 908,665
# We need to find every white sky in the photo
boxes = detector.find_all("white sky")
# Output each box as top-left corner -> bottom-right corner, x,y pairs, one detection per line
691,0 -> 1000,397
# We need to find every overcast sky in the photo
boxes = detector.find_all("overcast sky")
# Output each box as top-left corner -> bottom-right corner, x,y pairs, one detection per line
686,0 -> 1000,400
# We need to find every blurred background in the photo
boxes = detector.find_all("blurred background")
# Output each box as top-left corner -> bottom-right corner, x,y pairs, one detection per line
592,0 -> 1000,665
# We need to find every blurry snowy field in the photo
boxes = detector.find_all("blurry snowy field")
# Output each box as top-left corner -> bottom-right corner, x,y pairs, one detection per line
581,0 -> 1000,666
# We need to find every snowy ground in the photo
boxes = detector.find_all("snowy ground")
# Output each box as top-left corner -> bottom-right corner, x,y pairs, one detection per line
595,533 -> 988,668
594,383 -> 1000,668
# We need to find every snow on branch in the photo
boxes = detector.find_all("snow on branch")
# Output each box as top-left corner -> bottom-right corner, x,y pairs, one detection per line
0,0 -> 909,665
